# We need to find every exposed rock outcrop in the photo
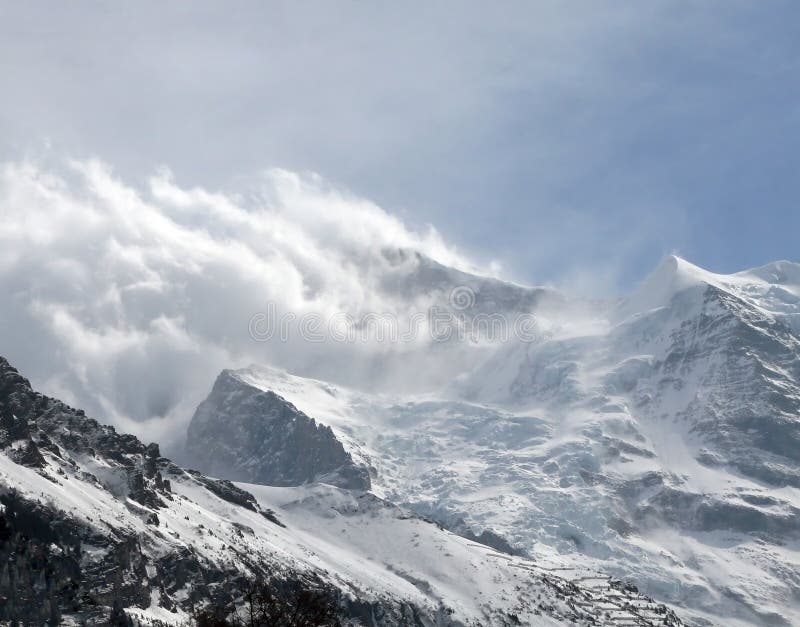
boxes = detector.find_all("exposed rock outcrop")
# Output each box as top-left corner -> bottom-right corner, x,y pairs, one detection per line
186,370 -> 370,490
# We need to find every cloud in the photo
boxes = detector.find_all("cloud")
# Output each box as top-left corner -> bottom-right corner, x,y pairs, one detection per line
0,158 -> 489,449
2,2 -> 794,449
3,1 -> 796,291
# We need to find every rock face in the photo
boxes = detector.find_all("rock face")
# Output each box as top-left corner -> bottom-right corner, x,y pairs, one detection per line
186,369 -> 370,490
0,356 -> 267,625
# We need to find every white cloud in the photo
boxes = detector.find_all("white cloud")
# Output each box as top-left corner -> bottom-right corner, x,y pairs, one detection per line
0,158 -> 482,449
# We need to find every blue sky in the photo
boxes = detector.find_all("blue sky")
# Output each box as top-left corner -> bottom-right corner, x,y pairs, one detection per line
1,1 -> 798,293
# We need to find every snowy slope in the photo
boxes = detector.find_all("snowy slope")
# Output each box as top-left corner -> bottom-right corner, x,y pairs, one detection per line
240,483 -> 684,627
207,256 -> 800,627
0,356 -> 681,626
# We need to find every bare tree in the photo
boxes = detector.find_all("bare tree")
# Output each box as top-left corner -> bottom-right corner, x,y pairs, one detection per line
193,577 -> 341,627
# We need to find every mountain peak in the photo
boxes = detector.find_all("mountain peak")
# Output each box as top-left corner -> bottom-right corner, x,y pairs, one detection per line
616,254 -> 714,320
737,259 -> 800,291
186,368 -> 371,490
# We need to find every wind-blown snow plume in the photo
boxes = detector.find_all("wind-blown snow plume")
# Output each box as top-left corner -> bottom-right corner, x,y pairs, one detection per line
0,158 -> 479,448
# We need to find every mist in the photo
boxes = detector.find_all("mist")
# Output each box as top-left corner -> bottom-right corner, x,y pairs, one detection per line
1,157 -> 564,451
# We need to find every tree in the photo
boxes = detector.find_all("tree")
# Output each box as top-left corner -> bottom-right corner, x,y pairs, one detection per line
193,577 -> 342,627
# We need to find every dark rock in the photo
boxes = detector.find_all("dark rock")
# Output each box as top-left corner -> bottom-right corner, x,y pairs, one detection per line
186,370 -> 371,490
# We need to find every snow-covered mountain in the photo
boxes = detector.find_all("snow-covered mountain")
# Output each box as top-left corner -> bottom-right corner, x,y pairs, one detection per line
0,356 -> 682,625
188,256 -> 800,627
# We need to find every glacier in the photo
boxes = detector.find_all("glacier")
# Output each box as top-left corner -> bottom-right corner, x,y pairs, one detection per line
187,255 -> 800,627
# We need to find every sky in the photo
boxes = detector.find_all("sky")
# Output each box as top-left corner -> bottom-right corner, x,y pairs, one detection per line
1,2 -> 799,447
1,1 -> 798,292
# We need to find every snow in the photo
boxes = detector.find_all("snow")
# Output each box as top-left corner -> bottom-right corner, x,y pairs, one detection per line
226,254 -> 800,626
616,255 -> 713,322
5,253 -> 798,625
1,441 -> 675,626
617,255 -> 800,331
127,590 -> 190,627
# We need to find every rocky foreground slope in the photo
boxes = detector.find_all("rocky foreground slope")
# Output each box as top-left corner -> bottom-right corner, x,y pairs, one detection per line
0,356 -> 681,625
